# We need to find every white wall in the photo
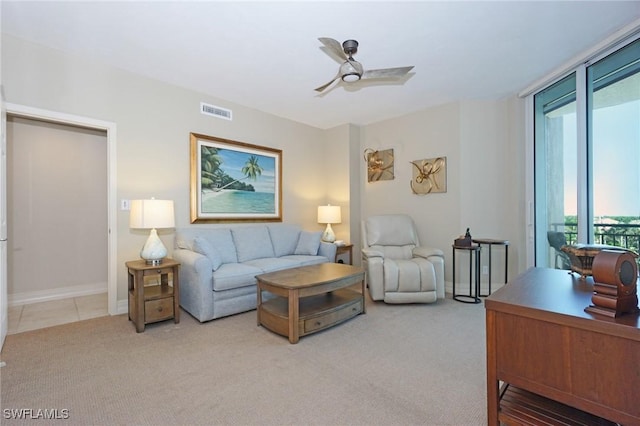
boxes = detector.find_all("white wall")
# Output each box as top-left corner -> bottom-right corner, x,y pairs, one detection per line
359,99 -> 526,292
2,34 -> 528,303
2,35 -> 337,304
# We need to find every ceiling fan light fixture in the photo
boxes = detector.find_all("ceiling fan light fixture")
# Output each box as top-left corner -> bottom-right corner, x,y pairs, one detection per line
342,73 -> 361,83
340,59 -> 363,83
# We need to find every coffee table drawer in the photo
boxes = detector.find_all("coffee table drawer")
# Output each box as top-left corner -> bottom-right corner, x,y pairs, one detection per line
304,298 -> 363,333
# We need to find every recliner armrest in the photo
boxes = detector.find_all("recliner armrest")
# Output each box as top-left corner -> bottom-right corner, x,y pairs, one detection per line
413,246 -> 444,259
362,248 -> 384,259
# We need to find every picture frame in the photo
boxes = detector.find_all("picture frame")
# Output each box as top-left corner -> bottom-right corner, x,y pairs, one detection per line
190,133 -> 282,223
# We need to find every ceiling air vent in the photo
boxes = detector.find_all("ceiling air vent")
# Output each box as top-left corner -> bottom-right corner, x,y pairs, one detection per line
200,102 -> 232,121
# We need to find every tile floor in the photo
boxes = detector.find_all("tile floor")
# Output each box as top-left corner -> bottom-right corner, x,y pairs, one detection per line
7,293 -> 108,335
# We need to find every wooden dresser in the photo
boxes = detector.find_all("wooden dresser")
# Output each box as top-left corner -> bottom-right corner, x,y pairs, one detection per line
485,267 -> 640,425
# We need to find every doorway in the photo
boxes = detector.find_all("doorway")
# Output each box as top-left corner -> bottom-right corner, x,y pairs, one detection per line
1,104 -> 117,343
7,116 -> 107,332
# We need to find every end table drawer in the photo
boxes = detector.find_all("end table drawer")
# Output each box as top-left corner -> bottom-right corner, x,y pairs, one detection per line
145,298 -> 174,323
304,299 -> 362,333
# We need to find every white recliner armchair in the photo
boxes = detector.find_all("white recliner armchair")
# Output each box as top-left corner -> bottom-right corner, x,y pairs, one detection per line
362,214 -> 445,303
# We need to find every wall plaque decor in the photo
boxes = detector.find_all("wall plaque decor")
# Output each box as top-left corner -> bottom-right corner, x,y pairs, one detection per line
410,156 -> 446,194
190,133 -> 282,223
364,148 -> 394,182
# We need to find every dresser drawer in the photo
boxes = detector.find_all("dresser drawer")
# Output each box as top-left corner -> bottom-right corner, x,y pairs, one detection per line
145,298 -> 174,323
304,298 -> 362,333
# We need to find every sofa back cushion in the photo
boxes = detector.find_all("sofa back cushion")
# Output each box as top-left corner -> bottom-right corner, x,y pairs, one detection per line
294,231 -> 322,255
232,226 -> 275,262
268,224 -> 302,257
175,228 -> 238,264
192,237 -> 223,271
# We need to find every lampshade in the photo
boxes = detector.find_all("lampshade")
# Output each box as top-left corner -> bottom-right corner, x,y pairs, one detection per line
318,205 -> 341,243
317,205 -> 342,225
130,199 -> 175,229
130,199 -> 175,265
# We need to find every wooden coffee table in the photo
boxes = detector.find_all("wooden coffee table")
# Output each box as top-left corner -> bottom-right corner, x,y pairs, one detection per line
256,263 -> 365,343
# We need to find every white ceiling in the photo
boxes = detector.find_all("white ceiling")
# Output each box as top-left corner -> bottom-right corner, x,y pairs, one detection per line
2,1 -> 640,129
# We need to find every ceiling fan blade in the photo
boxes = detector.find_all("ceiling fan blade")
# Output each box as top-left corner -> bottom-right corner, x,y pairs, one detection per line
314,75 -> 340,92
362,66 -> 415,80
318,37 -> 348,62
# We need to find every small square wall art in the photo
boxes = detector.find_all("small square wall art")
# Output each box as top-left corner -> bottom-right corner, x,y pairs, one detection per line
364,148 -> 394,182
410,156 -> 447,195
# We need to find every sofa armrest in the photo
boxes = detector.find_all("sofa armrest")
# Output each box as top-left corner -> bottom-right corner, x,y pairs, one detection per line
172,248 -> 214,322
318,241 -> 337,262
413,246 -> 444,259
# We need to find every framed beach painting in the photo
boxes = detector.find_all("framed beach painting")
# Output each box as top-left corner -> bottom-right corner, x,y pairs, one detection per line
190,133 -> 282,223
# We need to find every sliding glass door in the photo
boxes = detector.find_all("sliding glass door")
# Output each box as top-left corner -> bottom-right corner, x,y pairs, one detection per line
588,39 -> 640,253
534,74 -> 578,268
534,37 -> 640,268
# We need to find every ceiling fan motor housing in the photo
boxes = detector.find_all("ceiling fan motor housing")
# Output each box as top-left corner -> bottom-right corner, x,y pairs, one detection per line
342,39 -> 359,56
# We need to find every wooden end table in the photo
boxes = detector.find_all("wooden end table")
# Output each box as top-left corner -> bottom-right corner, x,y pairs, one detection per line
126,258 -> 180,333
335,243 -> 354,265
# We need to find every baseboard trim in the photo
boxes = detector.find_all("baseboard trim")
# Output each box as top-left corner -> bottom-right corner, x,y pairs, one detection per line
116,299 -> 129,315
8,283 -> 107,307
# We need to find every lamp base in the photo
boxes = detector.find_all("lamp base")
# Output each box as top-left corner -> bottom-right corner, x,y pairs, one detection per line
140,228 -> 168,265
322,223 -> 336,243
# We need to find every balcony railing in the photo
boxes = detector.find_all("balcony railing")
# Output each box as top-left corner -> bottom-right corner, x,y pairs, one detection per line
552,222 -> 640,255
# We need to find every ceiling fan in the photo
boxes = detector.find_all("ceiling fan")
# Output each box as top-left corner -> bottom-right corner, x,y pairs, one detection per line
314,37 -> 414,93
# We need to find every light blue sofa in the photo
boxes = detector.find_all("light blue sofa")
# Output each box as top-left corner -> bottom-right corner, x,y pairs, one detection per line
173,224 -> 337,322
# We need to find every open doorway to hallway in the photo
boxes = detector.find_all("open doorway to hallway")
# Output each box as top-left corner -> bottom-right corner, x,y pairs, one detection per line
6,116 -> 108,333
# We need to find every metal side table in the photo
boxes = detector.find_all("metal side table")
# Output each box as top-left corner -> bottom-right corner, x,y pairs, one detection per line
472,238 -> 509,296
452,245 -> 481,304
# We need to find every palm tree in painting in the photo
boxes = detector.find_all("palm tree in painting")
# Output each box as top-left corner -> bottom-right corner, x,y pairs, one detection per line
200,146 -> 222,190
216,155 -> 263,191
241,155 -> 263,181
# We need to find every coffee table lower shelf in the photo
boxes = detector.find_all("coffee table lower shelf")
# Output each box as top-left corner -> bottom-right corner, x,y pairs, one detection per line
258,289 -> 363,341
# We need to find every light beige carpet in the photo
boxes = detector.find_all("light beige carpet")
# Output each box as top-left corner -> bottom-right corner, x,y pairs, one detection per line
1,296 -> 487,425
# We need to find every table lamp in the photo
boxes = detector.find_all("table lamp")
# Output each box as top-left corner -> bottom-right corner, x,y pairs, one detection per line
317,204 -> 341,243
130,198 -> 175,265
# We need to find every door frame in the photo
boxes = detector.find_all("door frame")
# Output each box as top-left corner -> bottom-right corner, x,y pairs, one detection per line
5,103 -> 117,316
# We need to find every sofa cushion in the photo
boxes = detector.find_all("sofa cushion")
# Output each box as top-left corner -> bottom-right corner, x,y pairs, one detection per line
204,229 -> 239,264
294,231 -> 322,255
192,236 -> 223,271
268,224 -> 301,257
232,226 -> 275,262
175,228 -> 238,264
244,257 -> 298,273
281,254 -> 328,267
212,263 -> 262,291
